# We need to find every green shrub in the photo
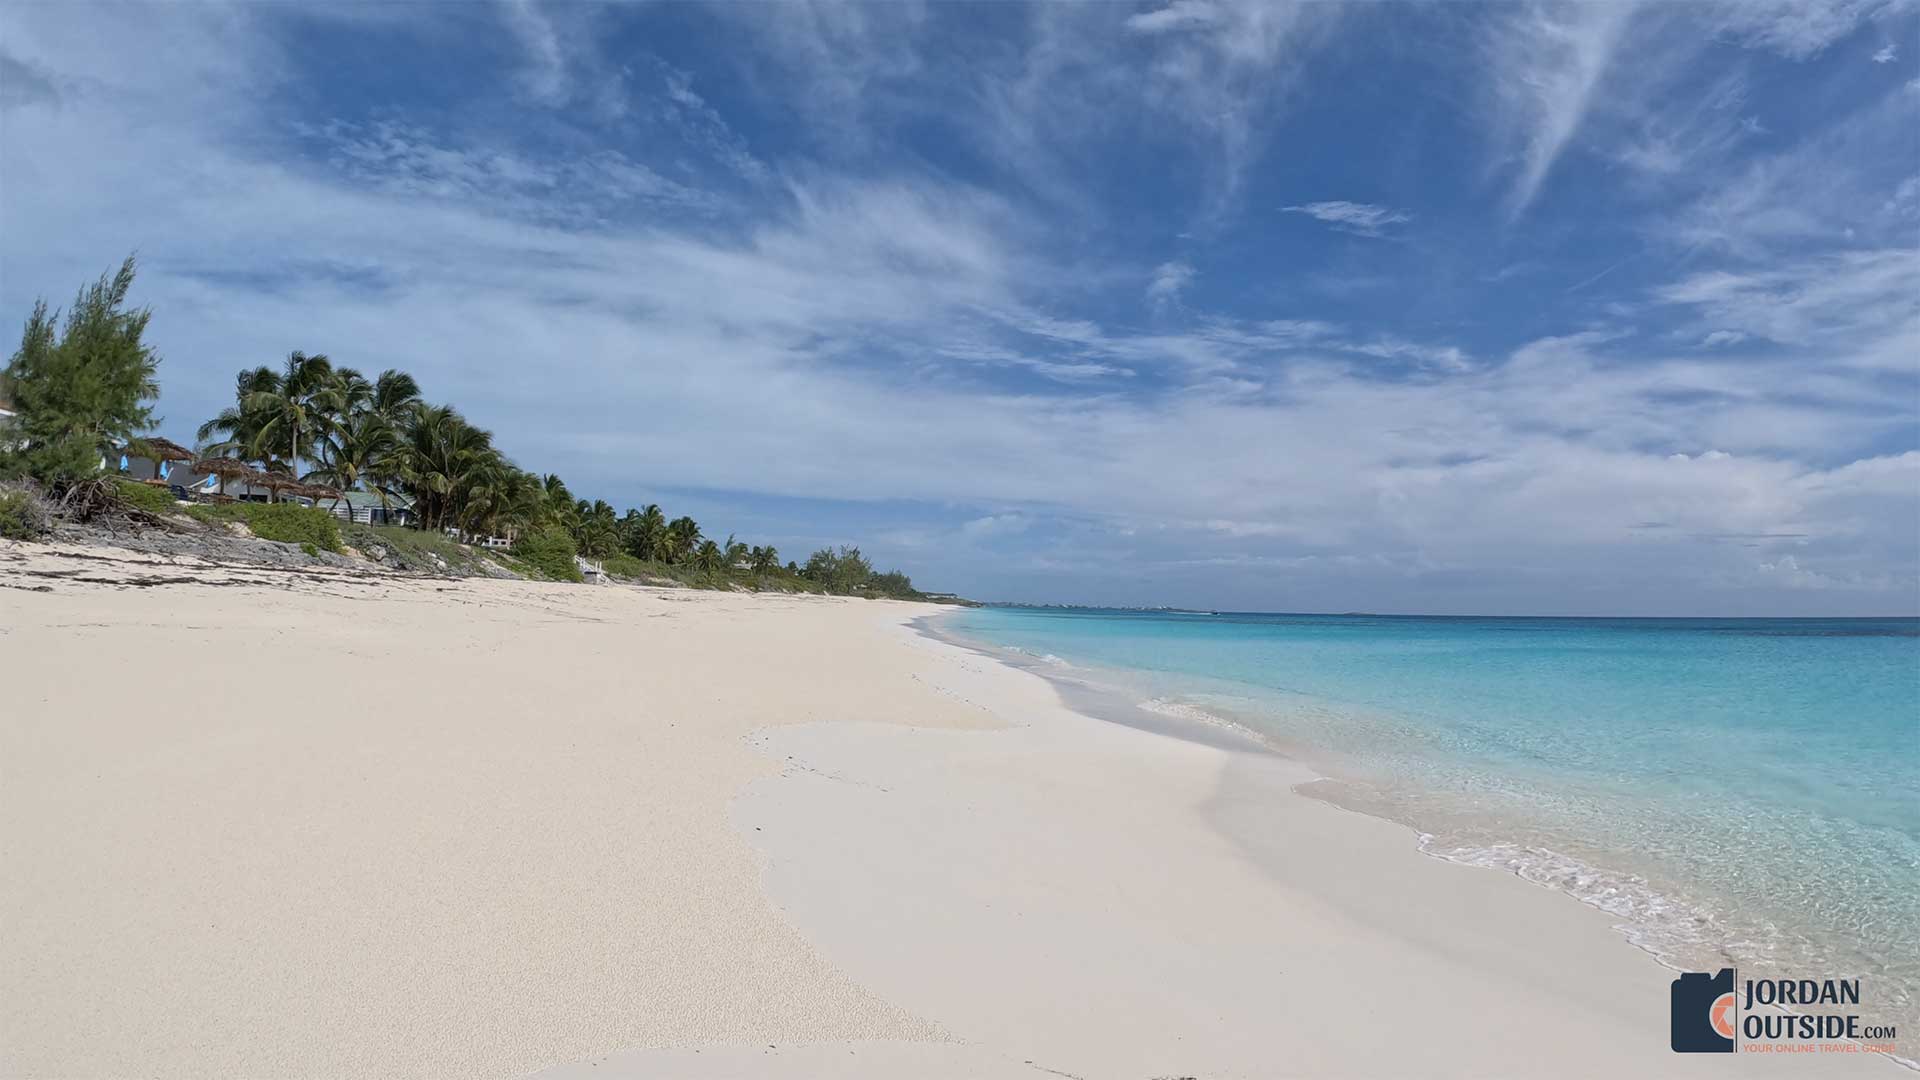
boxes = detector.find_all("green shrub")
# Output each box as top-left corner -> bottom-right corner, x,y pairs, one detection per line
601,553 -> 650,580
300,541 -> 320,558
186,501 -> 341,553
339,522 -> 499,572
485,550 -> 542,579
511,526 -> 582,582
243,503 -> 342,552
111,477 -> 181,516
184,503 -> 239,527
0,482 -> 52,540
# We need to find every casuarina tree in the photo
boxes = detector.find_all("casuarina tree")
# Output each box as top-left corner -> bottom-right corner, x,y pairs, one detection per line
0,256 -> 160,487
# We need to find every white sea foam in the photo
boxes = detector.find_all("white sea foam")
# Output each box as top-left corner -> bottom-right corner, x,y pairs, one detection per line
1416,836 -> 1712,954
1415,836 -> 1915,1069
1138,696 -> 1230,726
1005,646 -> 1070,667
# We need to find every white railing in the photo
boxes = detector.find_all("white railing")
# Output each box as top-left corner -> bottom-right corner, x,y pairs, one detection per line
328,503 -> 411,525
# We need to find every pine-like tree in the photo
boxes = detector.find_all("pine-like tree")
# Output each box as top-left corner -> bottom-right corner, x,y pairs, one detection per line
0,257 -> 160,487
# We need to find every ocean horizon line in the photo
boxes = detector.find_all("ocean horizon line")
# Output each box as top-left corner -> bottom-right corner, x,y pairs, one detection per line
980,602 -> 1920,623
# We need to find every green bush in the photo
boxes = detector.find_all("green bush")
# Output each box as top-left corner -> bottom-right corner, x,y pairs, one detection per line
243,503 -> 342,552
111,477 -> 181,516
183,503 -> 238,526
0,482 -> 52,540
187,501 -> 341,553
511,526 -> 582,583
343,522 -> 458,565
601,553 -> 651,580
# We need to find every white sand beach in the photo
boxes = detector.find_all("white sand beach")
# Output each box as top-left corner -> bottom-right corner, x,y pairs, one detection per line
1,543 -> 1899,1078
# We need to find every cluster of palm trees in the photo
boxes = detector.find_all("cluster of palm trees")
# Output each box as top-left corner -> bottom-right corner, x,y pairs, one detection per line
194,351 -> 786,573
536,484 -> 784,574
3,256 -> 931,595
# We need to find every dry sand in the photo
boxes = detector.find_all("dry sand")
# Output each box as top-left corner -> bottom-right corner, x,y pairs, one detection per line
1,542 -> 1899,1077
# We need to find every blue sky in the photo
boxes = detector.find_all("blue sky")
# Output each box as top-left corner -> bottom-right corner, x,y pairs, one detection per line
2,1 -> 1916,614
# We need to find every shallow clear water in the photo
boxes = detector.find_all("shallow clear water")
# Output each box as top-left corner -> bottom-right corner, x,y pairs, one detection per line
943,607 -> 1920,1024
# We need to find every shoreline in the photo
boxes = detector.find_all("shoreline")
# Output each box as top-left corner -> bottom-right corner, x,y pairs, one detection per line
715,609 -> 1896,1076
2,545 -> 1904,1077
917,609 -> 1918,1074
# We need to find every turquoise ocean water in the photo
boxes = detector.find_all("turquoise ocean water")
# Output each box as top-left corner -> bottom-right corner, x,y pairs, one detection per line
941,607 -> 1920,1025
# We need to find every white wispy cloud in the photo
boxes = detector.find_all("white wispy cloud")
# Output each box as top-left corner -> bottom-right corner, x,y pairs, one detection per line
1281,201 -> 1411,236
1873,42 -> 1899,62
1126,0 -> 1222,34
961,513 -> 1032,538
1347,337 -> 1473,373
300,119 -> 725,220
1656,249 -> 1919,370
1610,70 -> 1758,181
1707,0 -> 1907,60
501,0 -> 568,106
1481,2 -> 1636,215
496,0 -> 634,118
1665,84 -> 1919,257
1146,261 -> 1196,309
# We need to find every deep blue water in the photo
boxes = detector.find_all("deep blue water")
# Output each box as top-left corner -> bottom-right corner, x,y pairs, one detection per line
943,607 -> 1920,1019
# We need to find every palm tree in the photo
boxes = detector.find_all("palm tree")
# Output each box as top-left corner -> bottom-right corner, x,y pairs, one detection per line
328,366 -> 374,418
306,409 -> 396,518
196,365 -> 281,460
370,369 -> 421,422
722,533 -> 749,572
691,538 -> 724,573
749,545 -> 780,574
245,351 -> 340,481
457,459 -> 540,540
498,468 -> 547,539
573,498 -> 618,557
626,503 -> 668,561
665,516 -> 701,564
395,404 -> 498,533
540,474 -> 576,530
299,364 -> 422,518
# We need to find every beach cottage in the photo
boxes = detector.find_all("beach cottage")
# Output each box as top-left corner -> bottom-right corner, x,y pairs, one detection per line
322,490 -> 417,527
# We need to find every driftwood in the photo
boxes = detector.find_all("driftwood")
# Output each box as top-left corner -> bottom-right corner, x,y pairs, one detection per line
56,477 -> 190,534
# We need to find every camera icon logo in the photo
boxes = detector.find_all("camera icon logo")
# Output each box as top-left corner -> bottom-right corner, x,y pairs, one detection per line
1672,968 -> 1737,1053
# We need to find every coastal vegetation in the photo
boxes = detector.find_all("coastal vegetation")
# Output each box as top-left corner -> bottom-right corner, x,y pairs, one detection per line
0,482 -> 52,541
0,258 -> 158,489
508,527 -> 584,584
110,476 -> 181,517
1,257 -> 944,599
185,502 -> 344,554
338,521 -> 519,577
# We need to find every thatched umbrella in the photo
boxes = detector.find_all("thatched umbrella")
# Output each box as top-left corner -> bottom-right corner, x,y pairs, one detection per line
287,481 -> 344,511
127,437 -> 195,481
190,458 -> 268,500
190,457 -> 254,478
254,472 -> 304,503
